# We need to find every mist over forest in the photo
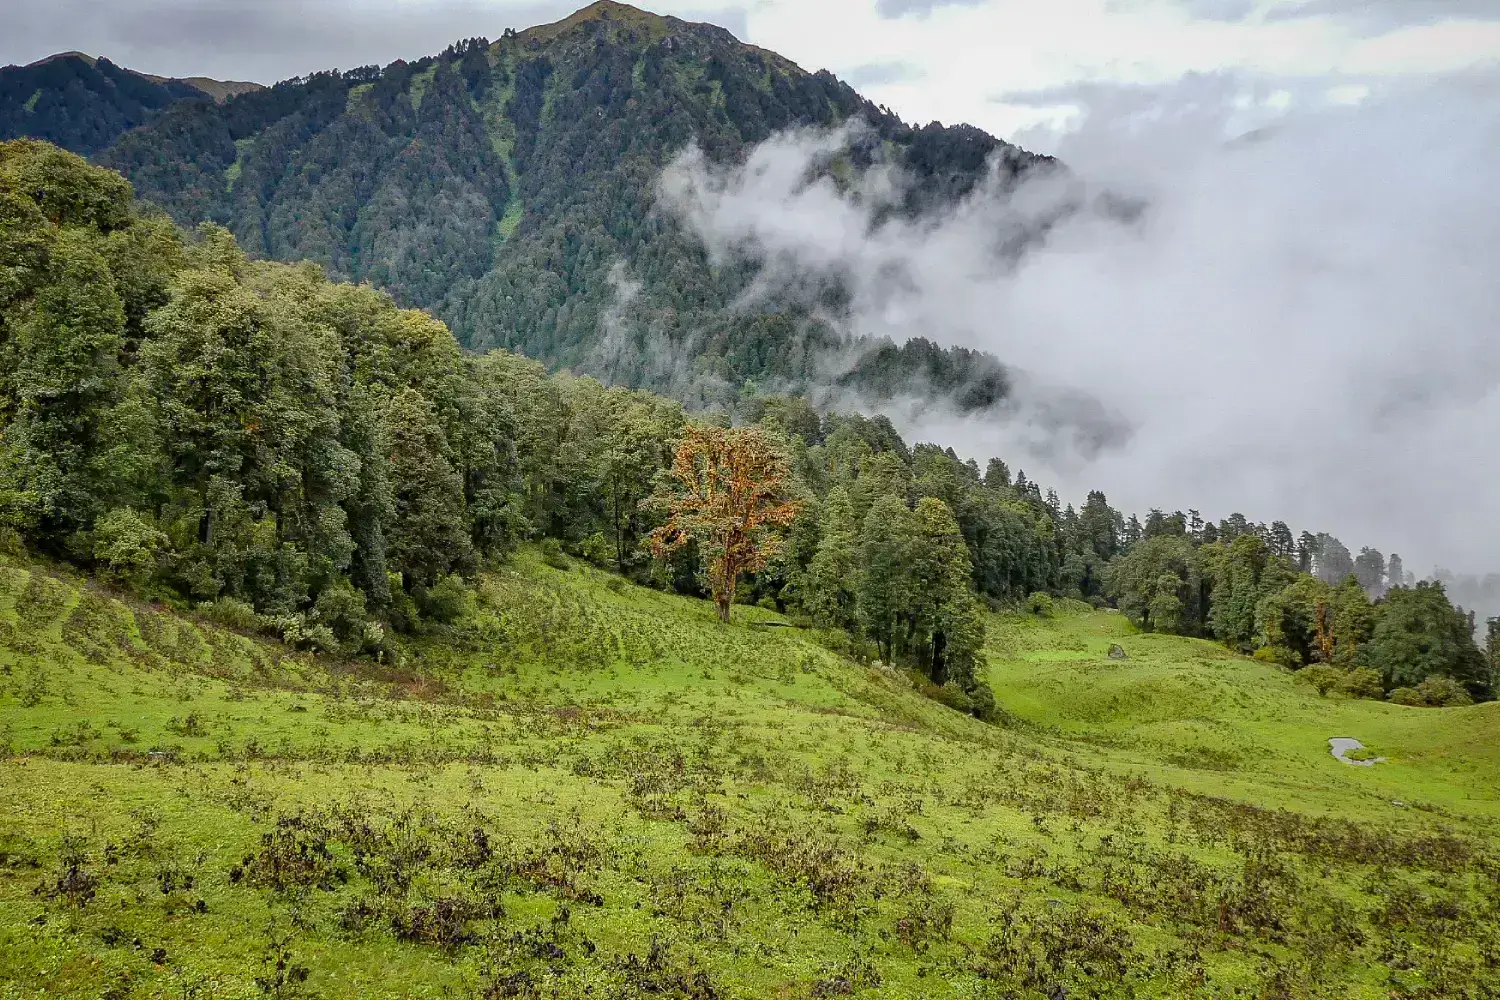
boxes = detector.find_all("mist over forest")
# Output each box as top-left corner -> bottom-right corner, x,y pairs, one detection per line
655,68 -> 1500,615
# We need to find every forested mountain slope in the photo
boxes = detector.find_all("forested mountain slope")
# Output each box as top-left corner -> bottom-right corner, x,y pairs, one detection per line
0,52 -> 259,156
83,1 -> 1049,408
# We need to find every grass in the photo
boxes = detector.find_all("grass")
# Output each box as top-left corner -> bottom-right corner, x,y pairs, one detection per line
985,610 -> 1500,820
407,66 -> 439,112
2,550 -> 1497,999
494,199 -> 524,242
224,136 -> 257,193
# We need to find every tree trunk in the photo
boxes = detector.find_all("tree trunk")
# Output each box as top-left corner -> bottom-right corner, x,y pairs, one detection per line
931,630 -> 948,686
716,553 -> 736,623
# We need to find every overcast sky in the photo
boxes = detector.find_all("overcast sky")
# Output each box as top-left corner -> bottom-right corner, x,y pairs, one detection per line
7,0 -> 1500,576
2,0 -> 1495,139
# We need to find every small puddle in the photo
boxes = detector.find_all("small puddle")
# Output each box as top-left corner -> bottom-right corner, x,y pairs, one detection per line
1329,737 -> 1385,766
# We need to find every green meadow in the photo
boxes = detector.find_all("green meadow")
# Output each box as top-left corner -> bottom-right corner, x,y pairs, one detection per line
2,549 -> 1497,999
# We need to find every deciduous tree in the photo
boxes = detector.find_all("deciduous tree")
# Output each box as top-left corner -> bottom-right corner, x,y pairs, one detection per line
647,425 -> 801,623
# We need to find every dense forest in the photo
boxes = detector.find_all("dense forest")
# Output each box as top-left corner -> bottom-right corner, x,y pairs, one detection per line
1,138 -> 1491,720
26,2 -> 1050,413
0,52 -> 257,156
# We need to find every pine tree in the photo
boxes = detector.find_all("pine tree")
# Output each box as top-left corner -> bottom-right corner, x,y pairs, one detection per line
1354,547 -> 1386,595
803,486 -> 859,630
1387,553 -> 1406,588
983,458 -> 1010,489
857,493 -> 914,664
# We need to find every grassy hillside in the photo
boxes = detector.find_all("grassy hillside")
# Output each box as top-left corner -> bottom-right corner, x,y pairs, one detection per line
2,551 -> 1497,998
986,609 -> 1500,820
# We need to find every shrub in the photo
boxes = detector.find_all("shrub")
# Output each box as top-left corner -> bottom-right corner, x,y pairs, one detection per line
93,508 -> 168,585
1339,667 -> 1385,700
1255,645 -> 1297,667
539,538 -> 568,570
1388,675 -> 1473,707
966,680 -> 998,722
812,629 -> 875,664
277,616 -> 338,654
578,532 -> 613,568
197,597 -> 263,633
1026,592 -> 1054,618
1388,687 -> 1424,706
1253,647 -> 1279,665
1297,664 -> 1343,697
418,575 -> 470,624
351,620 -> 392,662
1414,674 -> 1473,707
929,681 -> 973,714
314,583 -> 368,644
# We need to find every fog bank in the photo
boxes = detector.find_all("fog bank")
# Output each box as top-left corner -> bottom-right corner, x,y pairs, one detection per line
657,70 -> 1500,580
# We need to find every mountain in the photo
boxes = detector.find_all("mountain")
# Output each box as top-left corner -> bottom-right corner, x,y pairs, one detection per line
69,1 -> 1051,409
0,52 -> 262,156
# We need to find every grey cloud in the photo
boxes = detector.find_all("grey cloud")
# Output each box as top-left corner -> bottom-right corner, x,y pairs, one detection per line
842,61 -> 927,88
1155,0 -> 1500,33
1262,0 -> 1500,33
0,0 -> 744,84
657,69 -> 1500,585
998,72 -> 1377,151
873,0 -> 988,20
677,5 -> 748,39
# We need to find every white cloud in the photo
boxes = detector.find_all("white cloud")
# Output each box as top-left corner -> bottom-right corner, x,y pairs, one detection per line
737,0 -> 1500,139
656,69 -> 1500,576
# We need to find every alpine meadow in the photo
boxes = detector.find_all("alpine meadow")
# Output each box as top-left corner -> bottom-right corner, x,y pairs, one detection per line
1,3 -> 1499,1000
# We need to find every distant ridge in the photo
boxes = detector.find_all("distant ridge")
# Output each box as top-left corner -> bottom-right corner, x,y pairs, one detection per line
143,73 -> 264,103
1,52 -> 265,154
14,50 -> 263,101
23,50 -> 98,68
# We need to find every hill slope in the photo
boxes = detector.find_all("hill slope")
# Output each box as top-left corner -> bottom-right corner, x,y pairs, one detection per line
84,2 -> 1046,409
2,550 -> 1497,999
0,53 -> 261,156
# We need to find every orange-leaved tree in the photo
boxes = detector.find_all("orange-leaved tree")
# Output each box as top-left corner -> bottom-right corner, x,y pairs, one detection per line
646,424 -> 802,623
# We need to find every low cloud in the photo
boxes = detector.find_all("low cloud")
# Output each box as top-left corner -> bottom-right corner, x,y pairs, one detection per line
873,0 -> 989,20
842,61 -> 927,88
656,69 -> 1500,577
674,6 -> 749,40
1197,0 -> 1500,33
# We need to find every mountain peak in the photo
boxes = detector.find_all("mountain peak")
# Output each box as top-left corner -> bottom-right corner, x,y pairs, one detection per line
22,51 -> 97,69
516,1 -> 665,41
514,0 -> 748,48
572,0 -> 658,20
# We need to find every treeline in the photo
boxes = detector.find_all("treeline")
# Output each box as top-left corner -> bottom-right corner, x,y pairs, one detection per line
1109,530 -> 1489,705
0,140 -> 1489,716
